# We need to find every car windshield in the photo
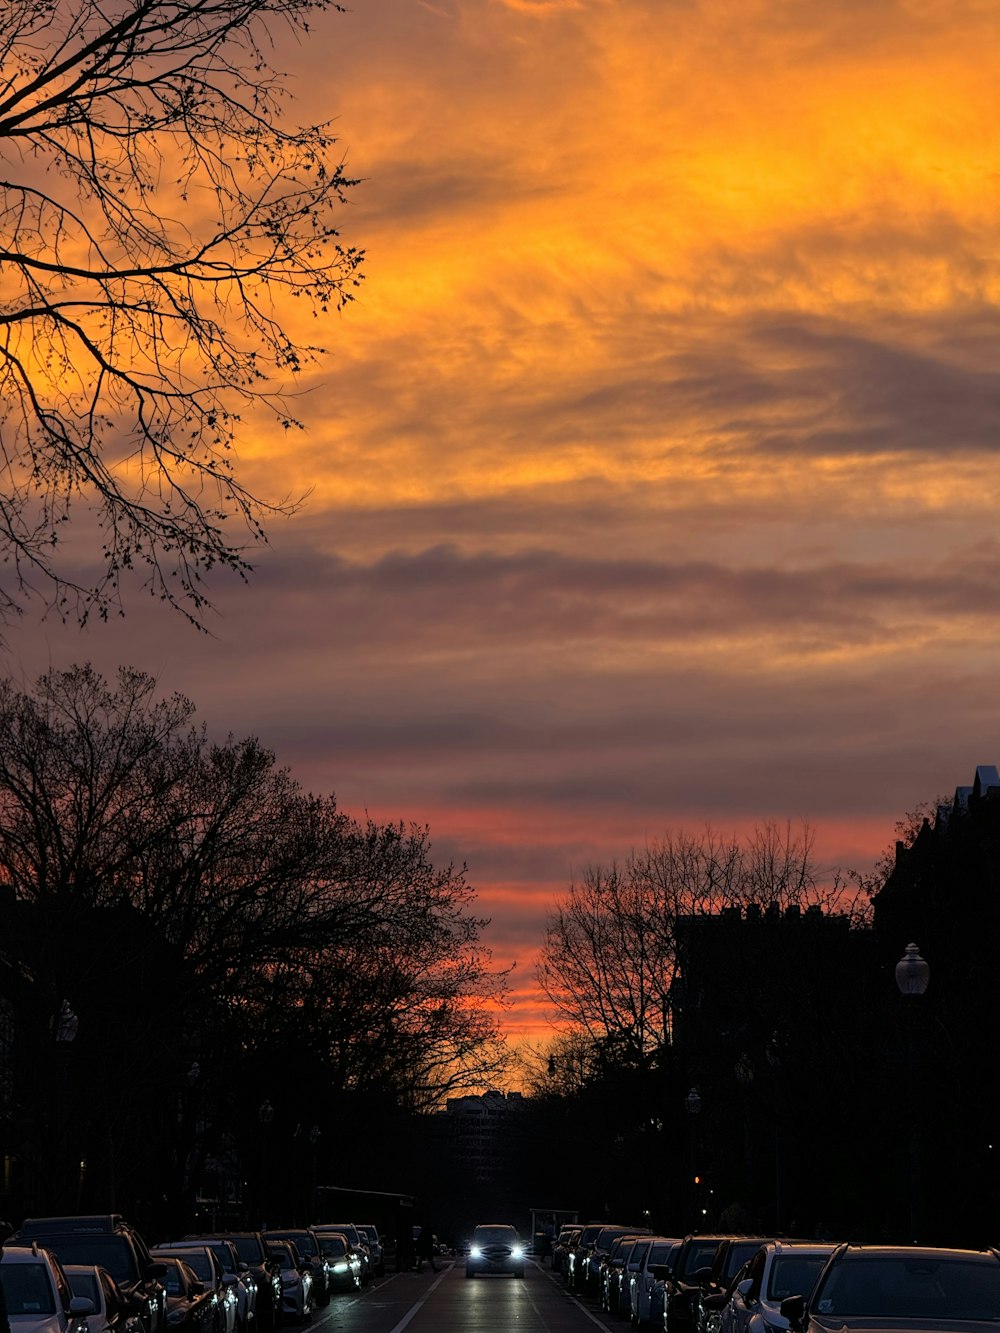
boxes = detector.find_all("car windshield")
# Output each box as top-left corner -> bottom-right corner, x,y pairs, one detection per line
1,1264 -> 58,1316
40,1239 -> 135,1286
166,1254 -> 212,1284
225,1241 -> 260,1265
815,1256 -> 1000,1319
317,1238 -> 347,1259
323,1227 -> 358,1245
649,1242 -> 677,1265
768,1256 -> 831,1302
724,1243 -> 764,1279
474,1228 -> 517,1247
679,1241 -> 722,1279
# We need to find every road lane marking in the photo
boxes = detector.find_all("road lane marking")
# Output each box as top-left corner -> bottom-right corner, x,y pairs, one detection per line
386,1268 -> 450,1333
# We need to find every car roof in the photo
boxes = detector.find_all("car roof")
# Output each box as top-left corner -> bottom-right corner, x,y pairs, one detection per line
1,1246 -> 59,1265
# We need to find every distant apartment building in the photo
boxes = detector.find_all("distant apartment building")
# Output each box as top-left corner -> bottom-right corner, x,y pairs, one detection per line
441,1090 -> 524,1184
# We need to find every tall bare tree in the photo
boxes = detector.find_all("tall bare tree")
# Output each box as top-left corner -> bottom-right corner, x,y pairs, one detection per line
0,0 -> 363,622
537,822 -> 861,1062
0,665 -> 509,1217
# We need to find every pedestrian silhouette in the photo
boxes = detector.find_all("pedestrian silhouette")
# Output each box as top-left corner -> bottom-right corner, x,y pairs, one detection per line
414,1225 -> 438,1273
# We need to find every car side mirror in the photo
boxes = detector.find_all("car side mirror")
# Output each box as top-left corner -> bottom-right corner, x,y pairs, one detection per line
147,1263 -> 168,1280
703,1294 -> 728,1311
191,1281 -> 204,1295
737,1279 -> 753,1298
780,1295 -> 806,1331
70,1298 -> 95,1317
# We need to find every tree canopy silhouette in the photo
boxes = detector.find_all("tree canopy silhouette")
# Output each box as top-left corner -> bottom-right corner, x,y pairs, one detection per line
0,0 -> 363,623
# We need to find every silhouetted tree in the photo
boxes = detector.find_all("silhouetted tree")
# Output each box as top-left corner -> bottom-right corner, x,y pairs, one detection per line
0,665 -> 507,1224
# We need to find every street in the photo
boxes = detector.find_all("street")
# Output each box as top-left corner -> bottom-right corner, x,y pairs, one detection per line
307,1261 -> 617,1333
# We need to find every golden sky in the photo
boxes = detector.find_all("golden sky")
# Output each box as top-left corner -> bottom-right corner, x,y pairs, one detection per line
10,0 -> 1000,1044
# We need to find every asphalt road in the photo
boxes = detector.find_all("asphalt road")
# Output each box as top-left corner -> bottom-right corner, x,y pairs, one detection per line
306,1262 -> 618,1333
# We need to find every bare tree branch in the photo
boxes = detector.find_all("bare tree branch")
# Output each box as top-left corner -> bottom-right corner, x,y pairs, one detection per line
0,0 -> 363,623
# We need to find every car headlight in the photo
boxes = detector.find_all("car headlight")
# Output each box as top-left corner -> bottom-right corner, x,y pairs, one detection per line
332,1263 -> 348,1274
512,1247 -> 524,1259
470,1247 -> 482,1258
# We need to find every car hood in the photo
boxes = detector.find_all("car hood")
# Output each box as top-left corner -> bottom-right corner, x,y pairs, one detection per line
810,1319 -> 1000,1333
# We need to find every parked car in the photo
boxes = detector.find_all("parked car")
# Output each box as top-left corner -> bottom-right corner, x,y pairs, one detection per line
355,1227 -> 384,1279
697,1238 -> 775,1333
261,1232 -> 328,1307
718,1241 -> 837,1333
173,1242 -> 255,1333
15,1217 -> 167,1333
263,1242 -> 312,1323
141,1258 -> 215,1333
585,1226 -> 652,1301
631,1237 -> 682,1328
64,1265 -> 146,1333
0,1244 -> 94,1333
661,1235 -> 734,1333
311,1235 -> 362,1293
601,1235 -> 649,1314
552,1228 -> 581,1277
611,1238 -> 658,1320
205,1236 -> 280,1333
780,1244 -> 1000,1333
311,1226 -> 369,1285
465,1224 -> 525,1279
565,1222 -> 612,1293
150,1248 -> 236,1333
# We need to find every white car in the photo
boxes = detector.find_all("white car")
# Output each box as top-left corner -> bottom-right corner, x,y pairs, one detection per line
1,1244 -> 94,1333
630,1237 -> 682,1328
355,1227 -> 384,1279
63,1265 -> 145,1333
465,1224 -> 524,1279
719,1241 -> 836,1333
151,1248 -> 237,1333
263,1242 -> 312,1323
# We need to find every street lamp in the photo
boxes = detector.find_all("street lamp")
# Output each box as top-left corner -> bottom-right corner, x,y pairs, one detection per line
895,942 -> 930,997
685,1087 -> 704,1224
895,943 -> 929,1243
258,1100 -> 274,1225
51,1001 -> 78,1210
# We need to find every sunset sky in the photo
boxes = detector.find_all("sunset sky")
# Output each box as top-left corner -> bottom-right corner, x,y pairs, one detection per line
7,0 -> 999,1046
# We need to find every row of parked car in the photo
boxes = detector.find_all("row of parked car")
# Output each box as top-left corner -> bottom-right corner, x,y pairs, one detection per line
0,1213 -> 386,1333
550,1222 -> 1000,1333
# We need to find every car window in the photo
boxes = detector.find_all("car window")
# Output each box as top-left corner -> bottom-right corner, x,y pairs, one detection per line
164,1253 -> 213,1284
67,1272 -> 101,1309
768,1255 -> 830,1302
816,1256 -> 1000,1319
2,1263 -> 58,1315
680,1241 -> 721,1278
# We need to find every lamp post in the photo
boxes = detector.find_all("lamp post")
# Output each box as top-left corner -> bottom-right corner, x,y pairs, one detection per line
258,1099 -> 274,1226
686,1086 -> 703,1226
52,1001 -> 78,1211
895,943 -> 929,1244
308,1125 -> 321,1222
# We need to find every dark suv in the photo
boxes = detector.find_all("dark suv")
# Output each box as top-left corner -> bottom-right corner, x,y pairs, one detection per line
15,1216 -> 167,1333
